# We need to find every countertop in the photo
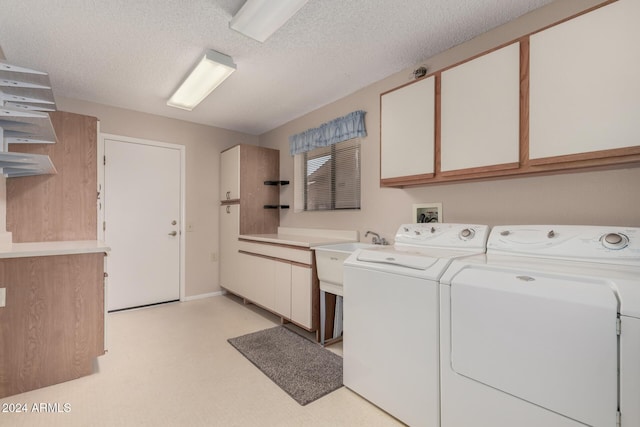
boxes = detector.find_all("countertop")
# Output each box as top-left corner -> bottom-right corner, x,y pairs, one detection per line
0,240 -> 110,259
239,227 -> 359,248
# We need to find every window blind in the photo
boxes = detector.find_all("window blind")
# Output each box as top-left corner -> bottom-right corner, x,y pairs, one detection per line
296,138 -> 361,211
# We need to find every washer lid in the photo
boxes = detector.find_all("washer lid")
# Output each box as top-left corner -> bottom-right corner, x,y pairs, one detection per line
356,249 -> 437,270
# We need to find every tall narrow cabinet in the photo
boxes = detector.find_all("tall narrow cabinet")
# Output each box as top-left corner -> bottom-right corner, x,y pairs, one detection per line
219,145 -> 279,295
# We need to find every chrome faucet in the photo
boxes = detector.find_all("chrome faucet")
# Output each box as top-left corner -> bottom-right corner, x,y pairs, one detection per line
365,231 -> 388,245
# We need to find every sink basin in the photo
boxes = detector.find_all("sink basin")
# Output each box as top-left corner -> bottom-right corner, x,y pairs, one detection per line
313,242 -> 377,296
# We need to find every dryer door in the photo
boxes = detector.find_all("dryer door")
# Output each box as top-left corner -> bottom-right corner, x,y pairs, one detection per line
450,266 -> 619,427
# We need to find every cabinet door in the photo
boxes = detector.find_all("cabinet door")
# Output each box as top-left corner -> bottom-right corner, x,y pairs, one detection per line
529,0 -> 640,163
0,253 -> 105,399
219,204 -> 240,294
220,145 -> 240,200
291,265 -> 313,329
274,261 -> 292,318
380,76 -> 435,182
441,42 -> 520,174
238,252 -> 275,311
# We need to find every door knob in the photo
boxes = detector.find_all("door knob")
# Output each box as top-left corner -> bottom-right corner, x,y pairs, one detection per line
168,231 -> 177,236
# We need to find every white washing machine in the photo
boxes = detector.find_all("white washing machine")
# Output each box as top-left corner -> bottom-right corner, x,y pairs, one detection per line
440,225 -> 640,427
343,223 -> 490,427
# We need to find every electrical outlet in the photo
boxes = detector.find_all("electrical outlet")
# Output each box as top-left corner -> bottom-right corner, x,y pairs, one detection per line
0,288 -> 6,307
210,252 -> 218,262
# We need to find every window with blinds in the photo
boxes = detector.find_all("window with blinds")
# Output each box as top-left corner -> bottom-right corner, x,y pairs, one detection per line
295,139 -> 361,211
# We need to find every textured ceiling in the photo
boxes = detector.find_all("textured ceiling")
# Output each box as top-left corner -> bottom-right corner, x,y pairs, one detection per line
0,0 -> 554,135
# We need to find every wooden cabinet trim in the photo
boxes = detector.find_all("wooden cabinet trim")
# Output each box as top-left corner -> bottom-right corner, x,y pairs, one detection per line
380,173 -> 434,187
439,162 -> 520,178
434,74 -> 442,175
238,238 -> 312,252
238,249 -> 311,268
519,37 -> 531,167
529,146 -> 640,166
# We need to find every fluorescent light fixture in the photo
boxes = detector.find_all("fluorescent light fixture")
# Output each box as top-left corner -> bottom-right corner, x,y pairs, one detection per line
230,0 -> 310,43
167,50 -> 236,111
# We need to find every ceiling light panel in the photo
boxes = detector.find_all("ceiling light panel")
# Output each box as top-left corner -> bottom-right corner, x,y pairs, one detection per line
230,0 -> 310,42
167,50 -> 236,111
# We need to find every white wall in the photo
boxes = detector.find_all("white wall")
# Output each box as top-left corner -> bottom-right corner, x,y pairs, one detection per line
259,0 -> 640,242
57,97 -> 258,298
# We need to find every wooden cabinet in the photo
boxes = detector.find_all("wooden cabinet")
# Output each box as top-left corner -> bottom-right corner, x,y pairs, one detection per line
379,0 -> 640,188
219,144 -> 279,296
7,111 -> 98,242
0,252 -> 106,398
380,76 -> 435,185
219,144 -> 279,235
440,42 -> 520,175
529,0 -> 640,164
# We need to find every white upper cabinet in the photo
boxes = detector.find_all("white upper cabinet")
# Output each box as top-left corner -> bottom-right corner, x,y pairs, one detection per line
440,42 -> 521,174
529,0 -> 640,162
380,76 -> 435,181
220,145 -> 240,200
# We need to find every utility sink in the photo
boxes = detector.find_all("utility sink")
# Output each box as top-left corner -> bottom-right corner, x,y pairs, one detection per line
313,242 -> 378,296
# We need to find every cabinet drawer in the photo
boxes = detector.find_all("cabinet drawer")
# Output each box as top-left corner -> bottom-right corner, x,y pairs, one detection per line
237,240 -> 313,265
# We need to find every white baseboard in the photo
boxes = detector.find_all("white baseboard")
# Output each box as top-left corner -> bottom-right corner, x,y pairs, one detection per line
182,290 -> 226,302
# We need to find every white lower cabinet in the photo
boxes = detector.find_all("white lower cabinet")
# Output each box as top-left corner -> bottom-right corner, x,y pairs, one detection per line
274,261 -> 292,318
233,241 -> 316,332
291,265 -> 313,329
242,254 -> 276,311
219,204 -> 242,295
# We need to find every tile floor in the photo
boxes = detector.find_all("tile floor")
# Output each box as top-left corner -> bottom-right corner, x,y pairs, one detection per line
0,294 -> 403,426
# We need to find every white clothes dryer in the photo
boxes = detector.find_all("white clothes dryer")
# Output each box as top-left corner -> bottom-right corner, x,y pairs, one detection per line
343,223 -> 489,427
439,225 -> 640,427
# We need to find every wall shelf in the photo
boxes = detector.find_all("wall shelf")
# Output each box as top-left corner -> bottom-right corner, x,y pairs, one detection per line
264,180 -> 290,186
264,205 -> 289,209
1,61 -> 58,177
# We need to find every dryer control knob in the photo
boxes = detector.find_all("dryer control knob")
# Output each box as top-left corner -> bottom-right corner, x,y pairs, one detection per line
500,230 -> 510,236
602,233 -> 628,249
459,228 -> 475,240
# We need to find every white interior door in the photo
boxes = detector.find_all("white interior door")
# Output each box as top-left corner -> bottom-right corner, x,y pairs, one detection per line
104,137 -> 182,311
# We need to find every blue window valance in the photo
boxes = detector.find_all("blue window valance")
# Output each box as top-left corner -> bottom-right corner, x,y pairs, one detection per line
289,110 -> 366,155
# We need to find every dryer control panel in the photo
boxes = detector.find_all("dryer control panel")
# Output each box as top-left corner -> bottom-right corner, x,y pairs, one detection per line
488,225 -> 640,265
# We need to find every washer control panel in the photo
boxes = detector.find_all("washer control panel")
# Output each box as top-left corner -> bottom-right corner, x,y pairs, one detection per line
395,223 -> 489,251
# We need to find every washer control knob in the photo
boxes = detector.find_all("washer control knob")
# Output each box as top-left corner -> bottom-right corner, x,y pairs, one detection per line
459,228 -> 475,240
547,230 -> 555,238
602,233 -> 628,249
430,227 -> 436,233
500,230 -> 510,236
